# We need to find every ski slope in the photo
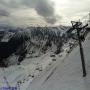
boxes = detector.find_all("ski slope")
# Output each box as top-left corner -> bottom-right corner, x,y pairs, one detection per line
29,33 -> 90,90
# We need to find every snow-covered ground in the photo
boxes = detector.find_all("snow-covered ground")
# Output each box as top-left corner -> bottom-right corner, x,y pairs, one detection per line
29,32 -> 90,90
0,49 -> 67,90
0,32 -> 90,90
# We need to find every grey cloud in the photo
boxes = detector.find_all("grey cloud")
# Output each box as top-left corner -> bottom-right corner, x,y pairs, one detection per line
22,0 -> 57,24
0,9 -> 9,17
0,0 -> 60,25
45,17 -> 57,24
0,0 -> 21,8
0,0 -> 57,24
0,0 -> 90,26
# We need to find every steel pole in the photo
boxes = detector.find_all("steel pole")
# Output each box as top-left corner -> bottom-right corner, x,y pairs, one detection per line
77,29 -> 86,77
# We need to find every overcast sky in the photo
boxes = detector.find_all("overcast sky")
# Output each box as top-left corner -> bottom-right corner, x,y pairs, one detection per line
0,0 -> 90,27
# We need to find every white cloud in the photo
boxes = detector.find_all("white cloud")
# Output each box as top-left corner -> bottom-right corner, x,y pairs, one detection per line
52,0 -> 90,25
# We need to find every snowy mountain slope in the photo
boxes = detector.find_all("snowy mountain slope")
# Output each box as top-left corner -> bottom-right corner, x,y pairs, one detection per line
0,26 -> 74,89
0,26 -> 69,67
1,25 -> 87,90
0,32 -> 88,90
29,32 -> 90,90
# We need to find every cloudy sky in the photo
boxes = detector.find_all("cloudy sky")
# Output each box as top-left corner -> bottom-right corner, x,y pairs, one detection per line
0,0 -> 90,27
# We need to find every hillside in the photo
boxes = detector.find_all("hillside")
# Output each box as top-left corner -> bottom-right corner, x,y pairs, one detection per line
0,26 -> 87,90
